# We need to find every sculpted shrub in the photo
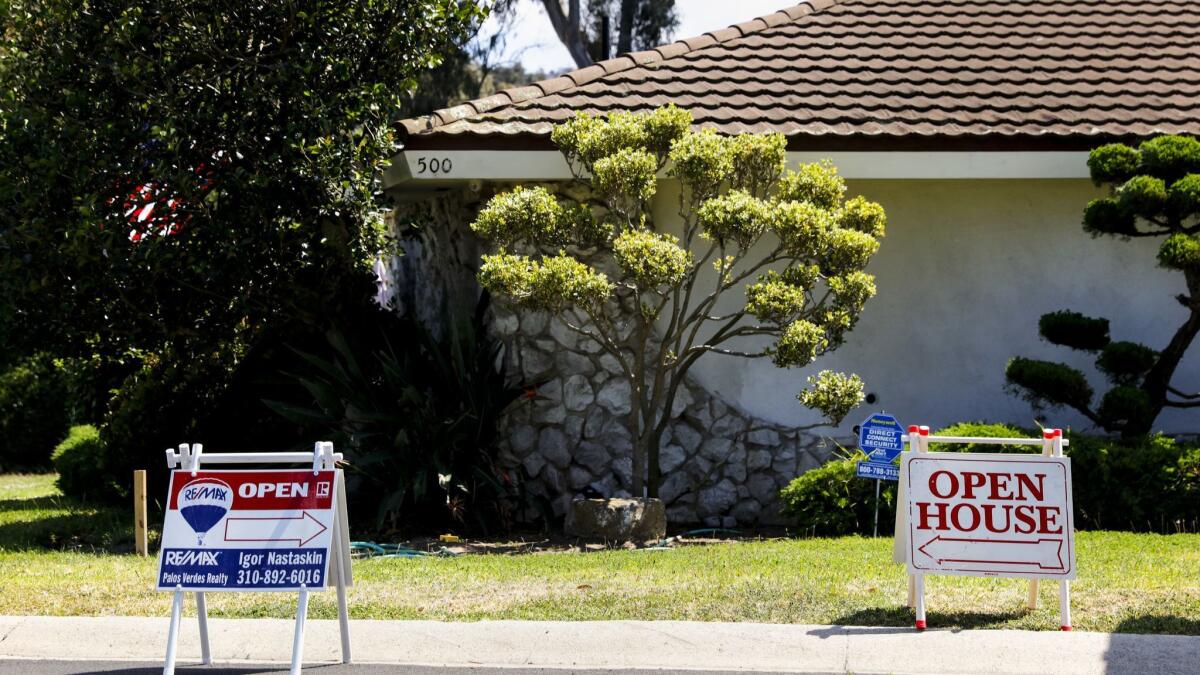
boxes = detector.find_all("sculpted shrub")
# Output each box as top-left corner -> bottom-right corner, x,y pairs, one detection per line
472,107 -> 886,497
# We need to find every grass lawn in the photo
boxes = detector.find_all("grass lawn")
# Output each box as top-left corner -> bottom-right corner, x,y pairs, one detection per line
1,474 -> 1198,634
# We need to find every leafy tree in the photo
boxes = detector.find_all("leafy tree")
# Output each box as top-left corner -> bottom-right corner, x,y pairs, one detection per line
0,0 -> 483,493
1007,136 -> 1200,437
537,0 -> 677,67
471,106 -> 886,497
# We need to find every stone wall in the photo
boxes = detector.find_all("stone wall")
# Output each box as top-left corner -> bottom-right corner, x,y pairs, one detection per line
387,186 -> 833,526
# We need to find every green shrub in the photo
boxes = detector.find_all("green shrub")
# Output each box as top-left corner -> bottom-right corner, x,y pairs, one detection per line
1005,357 -> 1094,410
780,422 -> 1200,535
52,425 -> 118,500
780,450 -> 895,536
1068,433 -> 1199,532
1037,310 -> 1110,350
0,354 -> 71,470
928,421 -> 1041,454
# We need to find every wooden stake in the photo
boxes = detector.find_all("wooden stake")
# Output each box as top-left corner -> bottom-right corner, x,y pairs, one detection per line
134,469 -> 148,556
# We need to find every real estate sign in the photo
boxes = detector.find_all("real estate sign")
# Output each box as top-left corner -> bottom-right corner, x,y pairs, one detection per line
157,469 -> 339,591
901,452 -> 1076,579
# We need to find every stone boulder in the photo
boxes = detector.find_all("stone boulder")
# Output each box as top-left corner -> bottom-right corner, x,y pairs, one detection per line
565,498 -> 667,542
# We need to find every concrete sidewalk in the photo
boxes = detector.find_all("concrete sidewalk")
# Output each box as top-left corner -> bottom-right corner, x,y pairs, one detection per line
1,616 -> 1198,674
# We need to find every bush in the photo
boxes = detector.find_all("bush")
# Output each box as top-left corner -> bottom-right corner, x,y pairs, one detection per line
52,425 -> 118,500
1068,433 -> 1199,532
0,354 -> 71,470
267,295 -> 528,535
928,421 -> 1041,454
779,450 -> 895,536
780,422 -> 1200,535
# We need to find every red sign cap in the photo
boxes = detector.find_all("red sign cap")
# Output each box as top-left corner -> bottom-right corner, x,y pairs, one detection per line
919,426 -> 930,436
908,425 -> 920,433
1043,430 -> 1056,439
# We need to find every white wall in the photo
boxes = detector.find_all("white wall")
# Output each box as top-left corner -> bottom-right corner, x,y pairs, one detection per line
651,178 -> 1200,435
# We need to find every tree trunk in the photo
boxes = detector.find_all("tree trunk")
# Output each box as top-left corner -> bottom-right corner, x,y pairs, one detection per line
541,0 -> 593,68
617,0 -> 637,55
1136,303 -> 1200,436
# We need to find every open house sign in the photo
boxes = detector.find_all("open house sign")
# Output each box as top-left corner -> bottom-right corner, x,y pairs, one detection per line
902,453 -> 1076,579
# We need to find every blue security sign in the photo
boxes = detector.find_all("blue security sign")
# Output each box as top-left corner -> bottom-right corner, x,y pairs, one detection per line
856,412 -> 906,482
859,413 -> 906,463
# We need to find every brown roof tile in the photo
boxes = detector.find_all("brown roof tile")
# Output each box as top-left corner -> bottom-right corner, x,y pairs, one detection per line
400,0 -> 1200,149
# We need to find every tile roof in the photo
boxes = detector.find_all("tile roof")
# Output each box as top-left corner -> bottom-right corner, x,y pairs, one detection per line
400,0 -> 1200,150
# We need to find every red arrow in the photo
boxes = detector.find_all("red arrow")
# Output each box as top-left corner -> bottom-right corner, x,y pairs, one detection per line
917,535 -> 1064,570
223,511 -> 328,547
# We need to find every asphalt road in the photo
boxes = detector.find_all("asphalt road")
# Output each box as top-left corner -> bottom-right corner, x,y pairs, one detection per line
0,662 -> 817,675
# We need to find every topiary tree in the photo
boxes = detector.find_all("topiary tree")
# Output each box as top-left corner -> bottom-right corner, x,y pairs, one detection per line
470,106 -> 886,497
1007,135 -> 1200,437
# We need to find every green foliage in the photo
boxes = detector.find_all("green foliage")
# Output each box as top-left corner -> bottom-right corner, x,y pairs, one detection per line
696,190 -> 772,248
728,133 -> 787,195
827,271 -> 877,316
779,451 -> 894,536
1097,341 -> 1158,384
797,371 -> 864,426
0,355 -> 70,471
266,297 -> 526,534
1096,386 -> 1155,432
0,0 -> 480,366
775,160 -> 845,209
52,425 -> 118,501
1117,175 -> 1169,214
98,344 -> 243,502
746,271 -> 808,323
593,148 -> 659,205
667,128 -> 733,196
1168,174 -> 1200,217
1069,434 -> 1200,532
820,229 -> 880,277
774,201 -> 835,257
1087,143 -> 1142,185
478,251 -> 614,311
1082,197 -> 1137,236
838,196 -> 888,237
1005,357 -> 1094,410
641,105 -> 693,156
773,320 -> 828,368
473,107 -> 885,496
612,230 -> 692,288
1157,232 -> 1200,270
471,187 -> 580,246
928,421 -> 1041,454
781,422 -> 1200,535
1038,310 -> 1111,351
1138,135 -> 1200,181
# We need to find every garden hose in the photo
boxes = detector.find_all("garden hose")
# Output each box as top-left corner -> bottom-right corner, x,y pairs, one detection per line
350,541 -> 458,559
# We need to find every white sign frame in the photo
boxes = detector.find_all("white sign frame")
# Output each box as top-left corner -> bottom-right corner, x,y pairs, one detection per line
893,426 -> 1074,631
159,442 -> 352,675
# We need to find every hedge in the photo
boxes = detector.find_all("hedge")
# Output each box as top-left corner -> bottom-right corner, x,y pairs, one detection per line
780,422 -> 1200,535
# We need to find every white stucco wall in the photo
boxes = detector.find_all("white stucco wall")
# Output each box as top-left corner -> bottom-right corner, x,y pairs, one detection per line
651,178 -> 1200,435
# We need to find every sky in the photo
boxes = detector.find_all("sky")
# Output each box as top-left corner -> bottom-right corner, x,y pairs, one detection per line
480,0 -> 794,74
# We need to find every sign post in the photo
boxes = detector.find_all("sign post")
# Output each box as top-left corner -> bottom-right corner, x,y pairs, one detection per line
157,442 -> 353,674
895,427 -> 1075,631
856,413 -> 905,536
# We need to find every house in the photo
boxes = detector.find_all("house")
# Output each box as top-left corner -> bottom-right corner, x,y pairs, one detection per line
385,0 -> 1200,524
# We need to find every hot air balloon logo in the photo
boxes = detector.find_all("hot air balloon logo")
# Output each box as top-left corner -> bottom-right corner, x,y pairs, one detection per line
177,478 -> 233,546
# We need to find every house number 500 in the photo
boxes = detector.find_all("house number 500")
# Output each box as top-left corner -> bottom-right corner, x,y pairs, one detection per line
416,157 -> 452,175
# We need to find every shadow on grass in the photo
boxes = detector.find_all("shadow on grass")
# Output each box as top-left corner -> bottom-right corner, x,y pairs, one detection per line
830,605 -> 1027,630
0,490 -> 143,552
